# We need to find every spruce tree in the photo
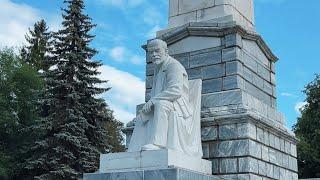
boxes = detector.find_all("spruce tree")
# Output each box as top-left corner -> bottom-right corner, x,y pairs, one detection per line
22,19 -> 51,72
20,0 -> 119,179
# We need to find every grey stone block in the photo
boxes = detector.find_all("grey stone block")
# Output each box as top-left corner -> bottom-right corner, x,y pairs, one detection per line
225,33 -> 242,47
239,157 -> 258,174
252,73 -> 264,90
202,142 -> 209,159
217,140 -> 249,157
220,158 -> 237,173
237,123 -> 256,139
257,63 -> 270,81
144,169 -> 177,180
258,161 -> 267,176
212,159 -> 219,174
269,133 -> 275,148
289,156 -> 298,172
222,75 -> 243,90
273,166 -> 280,179
202,78 -> 222,94
285,141 -> 291,154
187,68 -> 202,80
201,126 -> 218,141
269,148 -> 277,165
249,140 -> 262,159
202,64 -> 225,80
174,54 -> 190,69
226,61 -> 243,76
291,144 -> 297,157
243,66 -> 253,83
261,145 -> 269,162
263,131 -> 269,145
279,168 -> 286,180
243,52 -> 258,73
146,76 -> 153,89
282,153 -> 289,169
280,138 -> 285,152
274,136 -> 280,150
222,47 -> 241,62
263,81 -> 273,95
219,175 -> 238,180
190,51 -> 221,68
271,72 -> 276,85
266,163 -> 274,178
256,127 -> 264,143
209,141 -> 219,158
202,90 -> 243,108
271,62 -> 275,73
276,151 -> 282,166
219,124 -> 237,140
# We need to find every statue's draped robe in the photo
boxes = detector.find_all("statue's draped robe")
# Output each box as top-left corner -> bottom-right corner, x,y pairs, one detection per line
128,57 -> 203,158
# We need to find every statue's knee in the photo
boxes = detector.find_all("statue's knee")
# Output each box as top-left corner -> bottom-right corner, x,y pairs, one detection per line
153,100 -> 172,110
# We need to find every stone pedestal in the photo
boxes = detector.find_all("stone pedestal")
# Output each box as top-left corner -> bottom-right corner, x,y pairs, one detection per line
84,149 -> 215,180
98,149 -> 212,175
84,168 -> 220,180
123,21 -> 298,179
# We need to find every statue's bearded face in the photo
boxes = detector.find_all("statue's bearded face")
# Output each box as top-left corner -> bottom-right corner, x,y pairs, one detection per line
148,44 -> 168,65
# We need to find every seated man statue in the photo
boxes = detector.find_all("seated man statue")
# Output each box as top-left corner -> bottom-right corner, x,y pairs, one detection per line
128,39 -> 203,158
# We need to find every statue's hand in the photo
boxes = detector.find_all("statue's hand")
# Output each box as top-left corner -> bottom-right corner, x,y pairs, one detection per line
142,99 -> 153,113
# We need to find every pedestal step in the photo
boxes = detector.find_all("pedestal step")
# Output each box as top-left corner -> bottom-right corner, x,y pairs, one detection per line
99,149 -> 212,175
84,168 -> 220,180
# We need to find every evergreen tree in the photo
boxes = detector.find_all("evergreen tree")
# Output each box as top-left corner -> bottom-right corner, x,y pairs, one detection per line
22,19 -> 52,72
20,0 -> 122,179
294,74 -> 320,178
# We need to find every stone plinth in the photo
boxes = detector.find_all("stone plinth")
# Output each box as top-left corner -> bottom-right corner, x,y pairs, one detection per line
99,149 -> 212,175
84,168 -> 221,180
168,0 -> 254,30
123,21 -> 299,180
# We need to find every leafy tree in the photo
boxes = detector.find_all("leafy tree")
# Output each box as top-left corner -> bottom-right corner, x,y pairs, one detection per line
21,19 -> 52,72
0,48 -> 42,180
20,0 -> 124,179
294,74 -> 320,178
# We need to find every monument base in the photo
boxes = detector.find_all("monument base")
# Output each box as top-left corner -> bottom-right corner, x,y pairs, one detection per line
84,168 -> 220,180
98,149 -> 212,175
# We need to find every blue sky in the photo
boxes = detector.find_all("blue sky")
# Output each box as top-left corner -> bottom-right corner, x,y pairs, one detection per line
1,0 -> 319,130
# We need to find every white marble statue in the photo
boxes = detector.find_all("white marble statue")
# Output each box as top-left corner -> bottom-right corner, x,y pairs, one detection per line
128,39 -> 203,158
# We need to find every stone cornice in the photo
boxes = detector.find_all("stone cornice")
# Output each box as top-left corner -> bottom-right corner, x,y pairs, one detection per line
143,22 -> 278,62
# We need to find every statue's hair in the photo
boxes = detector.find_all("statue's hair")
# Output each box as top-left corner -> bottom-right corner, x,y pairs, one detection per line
147,39 -> 167,50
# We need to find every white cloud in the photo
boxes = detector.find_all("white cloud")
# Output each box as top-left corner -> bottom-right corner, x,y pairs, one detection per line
0,0 -> 61,48
109,46 -> 126,62
130,55 -> 144,65
295,102 -> 308,114
0,0 -> 38,47
146,25 -> 161,39
108,46 -> 144,65
143,7 -> 162,26
98,65 -> 145,124
281,92 -> 295,97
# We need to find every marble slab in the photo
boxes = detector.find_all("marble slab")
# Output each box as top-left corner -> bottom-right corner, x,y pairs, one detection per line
84,168 -> 220,180
99,149 -> 212,175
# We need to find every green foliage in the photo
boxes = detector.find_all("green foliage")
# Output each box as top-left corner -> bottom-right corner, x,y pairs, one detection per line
22,19 -> 52,72
294,74 -> 320,178
0,48 -> 42,179
19,0 -> 124,179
